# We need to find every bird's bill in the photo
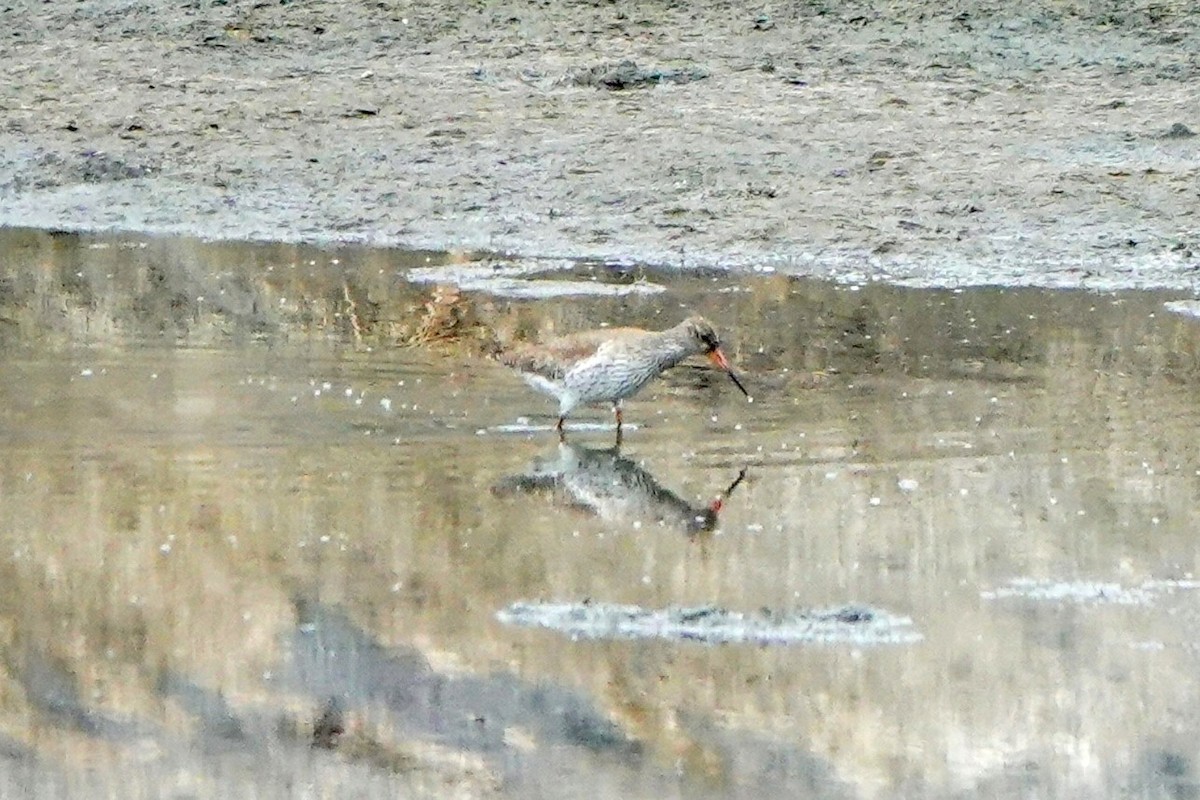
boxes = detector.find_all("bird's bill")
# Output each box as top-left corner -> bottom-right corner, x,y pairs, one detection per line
707,348 -> 751,398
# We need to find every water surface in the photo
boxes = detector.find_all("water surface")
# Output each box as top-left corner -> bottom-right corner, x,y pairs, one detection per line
2,228 -> 1200,799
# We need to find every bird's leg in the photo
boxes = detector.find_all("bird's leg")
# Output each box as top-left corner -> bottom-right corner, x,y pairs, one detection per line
556,416 -> 566,442
613,403 -> 623,447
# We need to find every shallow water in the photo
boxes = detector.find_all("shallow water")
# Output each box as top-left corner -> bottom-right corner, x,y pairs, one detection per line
3,228 -> 1200,798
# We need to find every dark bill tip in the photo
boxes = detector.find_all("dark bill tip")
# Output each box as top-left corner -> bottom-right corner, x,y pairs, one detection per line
707,348 -> 752,399
726,368 -> 751,398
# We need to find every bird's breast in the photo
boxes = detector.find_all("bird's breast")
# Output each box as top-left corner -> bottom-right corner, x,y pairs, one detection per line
563,355 -> 658,402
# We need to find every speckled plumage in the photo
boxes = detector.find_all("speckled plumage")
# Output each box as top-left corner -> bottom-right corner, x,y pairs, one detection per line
498,316 -> 748,437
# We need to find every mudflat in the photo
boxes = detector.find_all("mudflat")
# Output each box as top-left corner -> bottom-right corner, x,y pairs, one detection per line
2,0 -> 1198,288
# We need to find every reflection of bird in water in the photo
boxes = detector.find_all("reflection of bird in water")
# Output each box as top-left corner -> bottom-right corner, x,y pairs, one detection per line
492,442 -> 747,534
497,316 -> 750,442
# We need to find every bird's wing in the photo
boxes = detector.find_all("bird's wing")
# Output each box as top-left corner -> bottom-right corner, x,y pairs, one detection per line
498,327 -> 647,380
497,341 -> 574,380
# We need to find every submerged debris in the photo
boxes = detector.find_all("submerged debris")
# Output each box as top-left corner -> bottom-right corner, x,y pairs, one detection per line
394,284 -> 499,355
497,601 -> 923,646
407,260 -> 665,299
1164,300 -> 1200,319
981,577 -> 1200,605
311,698 -> 345,749
1158,122 -> 1195,139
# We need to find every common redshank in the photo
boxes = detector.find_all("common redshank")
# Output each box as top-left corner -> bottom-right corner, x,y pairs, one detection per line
498,315 -> 750,438
492,441 -> 749,533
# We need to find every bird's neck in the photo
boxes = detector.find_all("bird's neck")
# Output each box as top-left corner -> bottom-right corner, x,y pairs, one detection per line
648,327 -> 700,370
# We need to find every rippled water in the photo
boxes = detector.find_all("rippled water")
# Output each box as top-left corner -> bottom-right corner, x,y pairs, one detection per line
2,228 -> 1200,798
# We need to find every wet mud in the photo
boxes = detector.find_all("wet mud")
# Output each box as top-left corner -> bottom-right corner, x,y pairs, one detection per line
2,1 -> 1199,288
4,229 -> 1200,797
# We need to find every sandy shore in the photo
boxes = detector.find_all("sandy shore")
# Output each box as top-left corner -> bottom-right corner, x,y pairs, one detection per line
2,0 -> 1198,288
